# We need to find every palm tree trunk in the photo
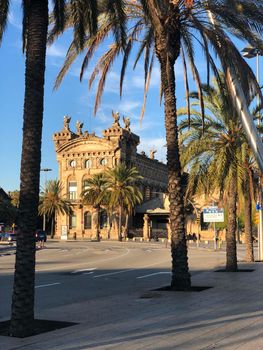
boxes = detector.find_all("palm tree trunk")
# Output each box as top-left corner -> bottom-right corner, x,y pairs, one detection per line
226,176 -> 238,271
9,0 -> 48,337
124,212 -> 129,239
153,13 -> 191,289
244,169 -> 254,262
96,206 -> 100,241
51,216 -> 54,239
119,204 -> 122,241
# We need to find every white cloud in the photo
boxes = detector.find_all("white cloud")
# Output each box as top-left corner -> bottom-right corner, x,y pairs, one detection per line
47,44 -> 67,58
117,100 -> 140,113
104,71 -> 122,94
130,66 -> 161,90
8,11 -> 22,30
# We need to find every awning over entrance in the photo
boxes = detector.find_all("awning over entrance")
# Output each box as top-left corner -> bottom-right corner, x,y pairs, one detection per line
135,193 -> 169,215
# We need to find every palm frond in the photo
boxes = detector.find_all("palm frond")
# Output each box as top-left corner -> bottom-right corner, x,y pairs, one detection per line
0,0 -> 9,44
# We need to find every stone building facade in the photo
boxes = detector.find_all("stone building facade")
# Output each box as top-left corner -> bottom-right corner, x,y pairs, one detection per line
53,113 -> 168,240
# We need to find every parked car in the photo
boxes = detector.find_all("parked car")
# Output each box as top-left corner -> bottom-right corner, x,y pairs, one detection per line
1,232 -> 16,243
35,230 -> 47,242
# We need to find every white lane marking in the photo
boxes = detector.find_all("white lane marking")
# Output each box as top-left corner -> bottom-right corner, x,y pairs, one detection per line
36,248 -> 131,272
71,268 -> 97,274
93,259 -> 169,279
93,268 -> 133,278
137,272 -> 170,279
83,271 -> 94,275
35,282 -> 61,289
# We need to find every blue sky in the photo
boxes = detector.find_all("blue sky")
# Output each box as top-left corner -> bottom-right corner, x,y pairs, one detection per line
0,2 -> 261,192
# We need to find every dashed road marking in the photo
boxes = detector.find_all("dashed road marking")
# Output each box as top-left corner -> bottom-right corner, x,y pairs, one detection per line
137,272 -> 170,279
35,282 -> 61,289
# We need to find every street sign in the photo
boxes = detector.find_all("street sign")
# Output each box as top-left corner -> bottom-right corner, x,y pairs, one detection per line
203,207 -> 224,223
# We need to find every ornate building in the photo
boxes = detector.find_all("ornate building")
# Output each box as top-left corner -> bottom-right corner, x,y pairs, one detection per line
53,113 -> 168,240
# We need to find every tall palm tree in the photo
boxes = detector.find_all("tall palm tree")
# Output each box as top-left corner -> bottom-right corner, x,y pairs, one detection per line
179,80 -> 253,271
38,180 -> 72,238
0,0 -> 107,337
105,163 -> 142,241
54,0 -> 263,290
81,173 -> 109,241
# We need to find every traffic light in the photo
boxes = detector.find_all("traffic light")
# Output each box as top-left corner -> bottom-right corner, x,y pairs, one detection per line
196,216 -> 200,225
254,212 -> 259,225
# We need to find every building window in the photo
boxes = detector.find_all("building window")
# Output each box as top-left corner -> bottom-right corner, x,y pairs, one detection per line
68,181 -> 77,200
100,209 -> 108,228
100,158 -> 107,166
69,212 -> 76,229
69,160 -> 76,168
85,159 -> 92,168
84,211 -> 92,229
83,180 -> 90,191
145,186 -> 151,201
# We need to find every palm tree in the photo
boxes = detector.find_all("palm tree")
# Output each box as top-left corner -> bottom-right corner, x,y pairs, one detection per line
54,0 -> 263,290
38,180 -> 72,238
0,0 -> 105,337
81,173 -> 109,241
104,163 -> 142,241
179,80 -> 253,271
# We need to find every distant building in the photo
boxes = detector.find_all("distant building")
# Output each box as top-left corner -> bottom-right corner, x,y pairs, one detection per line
53,113 -> 169,240
0,187 -> 10,202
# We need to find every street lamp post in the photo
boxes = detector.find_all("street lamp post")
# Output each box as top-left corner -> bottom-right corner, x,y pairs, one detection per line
41,168 -> 52,231
242,46 -> 263,260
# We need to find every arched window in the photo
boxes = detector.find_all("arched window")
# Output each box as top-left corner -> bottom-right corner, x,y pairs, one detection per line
100,209 -> 108,229
69,212 -> 76,229
83,179 -> 90,191
85,159 -> 92,168
69,160 -> 76,168
68,181 -> 77,200
99,158 -> 107,166
84,211 -> 92,229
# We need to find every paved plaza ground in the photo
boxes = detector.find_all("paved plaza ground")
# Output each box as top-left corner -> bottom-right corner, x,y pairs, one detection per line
0,240 -> 262,349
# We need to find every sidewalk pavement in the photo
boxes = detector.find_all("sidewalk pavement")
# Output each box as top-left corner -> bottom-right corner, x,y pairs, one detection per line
1,260 -> 263,349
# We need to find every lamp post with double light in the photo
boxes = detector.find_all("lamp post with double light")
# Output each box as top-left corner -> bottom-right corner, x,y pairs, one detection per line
242,46 -> 263,260
40,168 -> 52,231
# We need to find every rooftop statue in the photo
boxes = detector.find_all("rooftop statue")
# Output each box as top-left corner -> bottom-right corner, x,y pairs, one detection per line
76,120 -> 83,135
150,149 -> 157,160
123,116 -> 131,131
63,115 -> 71,131
112,111 -> 120,126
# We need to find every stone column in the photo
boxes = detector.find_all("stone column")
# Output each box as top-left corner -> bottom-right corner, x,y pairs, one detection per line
143,214 -> 150,240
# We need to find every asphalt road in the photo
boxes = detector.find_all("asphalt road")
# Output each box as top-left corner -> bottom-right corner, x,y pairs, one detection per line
0,240 -> 246,321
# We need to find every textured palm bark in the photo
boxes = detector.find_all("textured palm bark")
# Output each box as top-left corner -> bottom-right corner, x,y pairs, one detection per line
96,206 -> 101,241
226,176 -> 238,271
244,176 -> 254,262
150,2 -> 190,289
118,204 -> 123,241
9,0 -> 48,337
